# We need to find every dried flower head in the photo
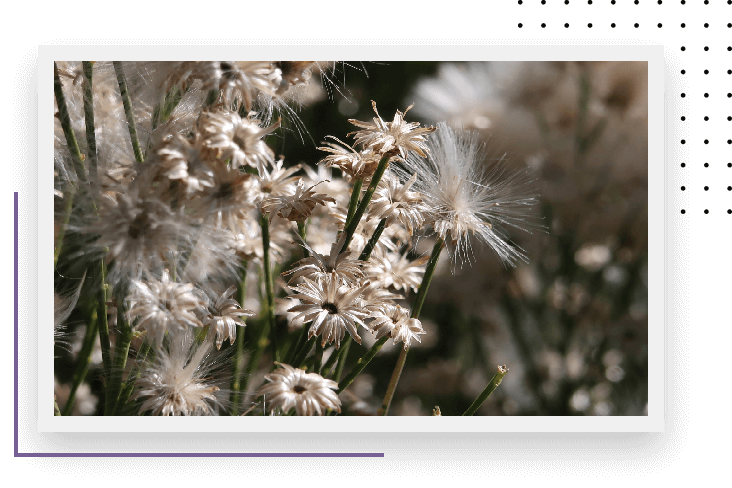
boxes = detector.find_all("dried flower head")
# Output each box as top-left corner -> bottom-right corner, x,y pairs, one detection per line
200,110 -> 279,169
365,251 -> 429,294
370,172 -> 429,235
281,234 -> 364,285
368,303 -> 425,350
126,269 -> 205,346
251,158 -> 302,203
348,101 -> 436,159
260,180 -> 335,222
302,163 -> 351,204
257,362 -> 341,416
361,283 -> 403,313
134,333 -> 226,416
203,286 -> 255,349
194,161 -> 254,230
318,137 -> 384,180
96,189 -> 187,283
275,61 -> 315,95
218,62 -> 282,111
287,272 -> 370,348
400,123 -> 538,266
282,233 -> 364,285
155,133 -> 215,196
161,61 -> 223,94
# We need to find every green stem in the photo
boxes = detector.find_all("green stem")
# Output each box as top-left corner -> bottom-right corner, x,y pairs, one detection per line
297,220 -> 309,257
320,342 -> 344,378
285,326 -> 309,365
292,336 -> 316,368
344,178 -> 363,228
340,154 -> 391,253
82,61 -> 97,178
462,365 -> 509,416
411,237 -> 445,319
54,187 -> 76,267
61,309 -> 99,416
337,336 -> 388,394
321,339 -> 352,414
377,346 -> 409,416
239,319 -> 269,406
148,84 -> 186,158
53,62 -> 87,184
314,340 -> 324,374
97,259 -> 112,381
378,237 -> 444,416
54,399 -> 61,416
106,303 -> 132,416
113,62 -> 144,164
359,218 -> 387,261
160,85 -> 183,127
230,266 -> 248,415
205,89 -> 219,107
332,337 -> 352,383
117,339 -> 152,414
260,213 -> 278,362
239,260 -> 270,402
54,61 -> 90,265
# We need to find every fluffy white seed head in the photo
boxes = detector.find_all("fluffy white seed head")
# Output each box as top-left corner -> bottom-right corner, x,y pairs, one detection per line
398,123 -> 539,267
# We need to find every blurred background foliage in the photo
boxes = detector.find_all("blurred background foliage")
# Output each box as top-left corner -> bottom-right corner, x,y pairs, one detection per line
54,61 -> 647,416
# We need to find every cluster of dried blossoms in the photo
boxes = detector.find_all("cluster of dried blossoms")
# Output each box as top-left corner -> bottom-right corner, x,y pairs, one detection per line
54,61 -> 537,417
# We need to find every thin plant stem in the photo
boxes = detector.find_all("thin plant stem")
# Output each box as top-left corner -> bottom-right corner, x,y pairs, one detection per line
359,218 -> 387,261
340,153 -> 392,253
292,336 -> 316,369
54,187 -> 76,267
411,237 -> 445,319
344,178 -> 363,228
106,303 -> 132,416
378,237 -> 444,416
116,339 -> 152,414
82,61 -> 97,179
297,220 -> 309,257
54,398 -> 61,416
165,85 -> 184,119
462,365 -> 509,416
97,259 -> 112,380
148,84 -> 185,157
205,89 -> 219,107
337,336 -> 388,394
320,343 -> 343,378
53,62 -> 87,184
314,340 -> 324,374
229,265 -> 248,415
332,338 -> 351,382
377,346 -> 409,416
53,61 -> 85,265
239,319 -> 269,406
113,62 -> 144,164
239,263 -> 271,402
117,382 -> 137,416
260,213 -> 278,361
61,308 -> 99,416
285,326 -> 309,365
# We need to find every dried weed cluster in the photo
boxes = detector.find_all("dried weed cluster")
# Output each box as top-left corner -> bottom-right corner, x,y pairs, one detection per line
53,61 -> 535,416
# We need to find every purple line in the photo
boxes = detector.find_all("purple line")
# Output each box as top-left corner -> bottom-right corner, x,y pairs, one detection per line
14,192 -> 19,456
